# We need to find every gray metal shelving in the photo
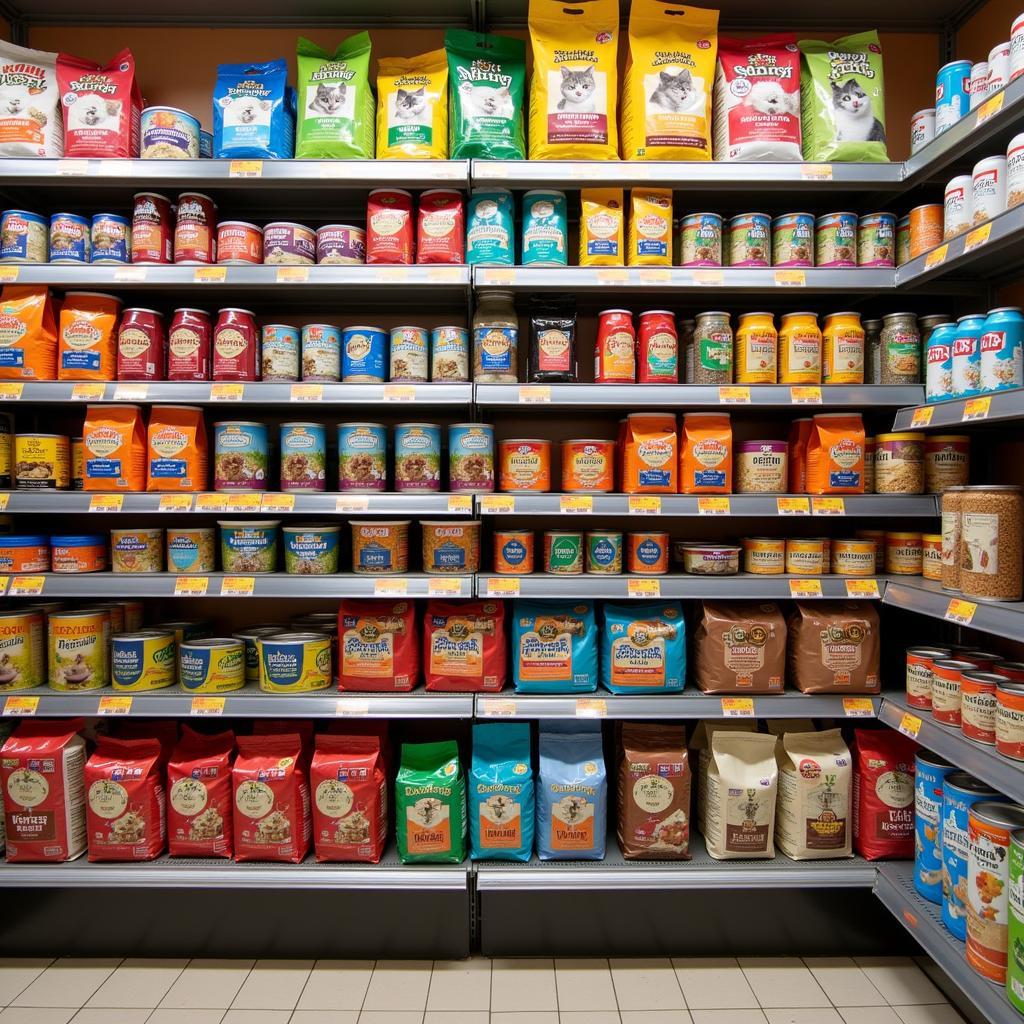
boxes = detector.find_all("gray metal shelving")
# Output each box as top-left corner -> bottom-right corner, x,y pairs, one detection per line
892,389 -> 1024,431
882,577 -> 1024,644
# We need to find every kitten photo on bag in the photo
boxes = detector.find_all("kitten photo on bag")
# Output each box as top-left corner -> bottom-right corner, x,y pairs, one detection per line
308,83 -> 346,116
831,78 -> 886,142
649,69 -> 702,114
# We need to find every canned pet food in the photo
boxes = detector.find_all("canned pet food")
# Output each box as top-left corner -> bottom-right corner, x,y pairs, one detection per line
875,433 -> 924,494
260,325 -> 300,382
595,309 -> 637,383
771,212 -> 814,268
910,108 -> 935,153
0,210 -> 46,263
301,324 -> 341,381
742,537 -> 784,575
110,528 -> 163,573
341,326 -> 387,382
830,538 -> 876,576
922,533 -> 943,581
91,213 -> 130,264
915,751 -> 955,904
0,414 -> 11,488
166,527 -> 216,574
48,213 -> 90,264
1010,132 -> 1024,210
258,632 -> 332,693
214,421 -> 268,492
366,188 -> 414,264
637,310 -> 678,383
543,531 -> 583,575
786,538 -> 827,576
263,221 -> 316,265
885,532 -> 923,575
990,39 -> 1011,90
494,530 -> 534,575
466,188 -> 514,265
627,531 -> 668,575
735,440 -> 786,493
679,543 -> 739,575
858,212 -> 896,267
981,306 -> 1024,393
422,521 -> 481,573
562,439 -> 614,493
735,312 -> 777,383
690,311 -> 733,384
338,422 -> 386,493
394,423 -> 441,493
14,433 -> 69,490
944,175 -> 972,239
961,671 -> 1005,745
174,192 -> 217,264
218,520 -> 279,574
390,326 -> 429,383
112,631 -> 176,691
521,190 -> 568,266
926,322 -> 956,401
973,155 -> 1007,225
727,212 -> 770,266
131,192 -> 173,264
997,683 -> 1024,760
678,212 -> 722,267
910,204 -> 943,259
431,326 -> 470,382
823,312 -> 864,384
449,423 -> 495,494
0,609 -> 45,690
178,638 -> 245,693
586,531 -> 623,574
216,221 -> 263,265
961,484 -> 1024,601
897,215 -> 911,266
778,312 -> 822,383
906,646 -> 952,710
879,312 -> 920,386
51,535 -> 106,574
48,608 -> 110,690
140,105 -> 200,159
213,308 -> 259,381
815,212 -> 857,267
167,308 -> 212,381
351,520 -> 410,574
316,224 -> 366,265
936,59 -> 972,134
280,422 -> 326,493
499,439 -> 551,493
233,625 -> 286,685
933,659 -> 974,726
0,535 -> 48,573
417,189 -> 465,265
115,308 -> 165,382
282,525 -> 340,575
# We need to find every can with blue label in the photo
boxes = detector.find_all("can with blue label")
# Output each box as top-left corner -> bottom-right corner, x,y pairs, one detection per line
200,130 -> 213,159
926,321 -> 956,402
521,189 -> 567,267
49,213 -> 91,264
431,325 -> 470,382
178,637 -> 245,693
915,752 -> 956,904
981,306 -> 1024,393
91,214 -> 130,264
301,323 -> 341,381
111,630 -> 176,691
467,189 -> 514,266
936,59 -> 973,134
341,325 -> 387,382
232,624 -> 286,684
495,530 -> 534,574
258,631 -> 332,692
261,324 -> 300,381
0,210 -> 46,263
586,531 -> 623,574
280,422 -> 327,492
213,421 -> 269,492
952,313 -> 986,398
627,531 -> 669,574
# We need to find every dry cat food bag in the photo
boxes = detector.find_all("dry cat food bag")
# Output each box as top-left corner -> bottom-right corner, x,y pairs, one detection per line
213,59 -> 294,160
310,734 -> 387,863
446,29 -> 527,161
295,34 -> 374,160
713,35 -> 802,161
621,0 -> 719,161
57,49 -> 142,158
82,403 -> 146,492
377,50 -> 449,160
396,739 -> 466,864
601,601 -> 685,693
0,286 -> 57,380
58,291 -> 121,382
787,601 -> 880,694
799,31 -> 888,163
622,413 -> 677,493
579,188 -> 625,266
537,724 -> 607,860
0,41 -> 63,157
805,413 -> 865,494
702,730 -> 778,860
692,720 -> 756,826
167,728 -> 234,859
512,600 -> 597,694
146,405 -> 208,493
423,600 -> 506,692
1,718 -> 86,862
470,722 -> 534,862
679,412 -> 732,494
528,0 -> 619,161
84,736 -> 165,862
775,728 -> 852,860
694,601 -> 786,694
628,188 -> 673,266
618,722 -> 691,860
852,728 -> 916,860
232,733 -> 310,863
338,599 -> 419,692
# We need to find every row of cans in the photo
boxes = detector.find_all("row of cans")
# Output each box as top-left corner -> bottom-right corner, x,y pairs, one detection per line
925,306 -> 1024,401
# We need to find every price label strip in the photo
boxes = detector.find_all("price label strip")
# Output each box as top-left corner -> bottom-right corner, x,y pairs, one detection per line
481,698 -> 517,717
560,495 -> 593,514
945,598 -> 977,625
9,575 -> 44,597
898,712 -> 922,739
777,497 -> 810,515
98,695 -> 133,716
697,497 -> 730,516
962,396 -> 991,422
486,577 -> 521,597
811,497 -> 845,516
3,696 -> 39,716
174,576 -> 209,597
627,578 -> 660,598
721,697 -> 754,717
88,494 -> 123,512
843,697 -> 875,718
845,579 -> 880,599
789,579 -> 823,598
910,406 -> 934,428
628,496 -> 661,514
576,698 -> 607,718
221,576 -> 255,596
191,696 -> 225,716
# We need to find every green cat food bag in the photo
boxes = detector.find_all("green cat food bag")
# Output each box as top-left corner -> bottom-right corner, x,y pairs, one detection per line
396,740 -> 466,864
798,31 -> 888,163
296,34 -> 374,160
446,29 -> 526,161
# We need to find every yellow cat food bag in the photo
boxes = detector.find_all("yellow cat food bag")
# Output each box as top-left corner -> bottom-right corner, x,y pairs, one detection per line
628,188 -> 673,266
621,0 -> 719,161
376,50 -> 449,160
579,189 -> 624,267
528,0 -> 619,161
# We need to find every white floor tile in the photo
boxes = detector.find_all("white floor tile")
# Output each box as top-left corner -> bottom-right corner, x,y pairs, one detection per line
838,1009 -> 904,1024
0,1011 -> 76,1024
356,1014 -> 424,1024
892,1007 -> 967,1024
360,962 -> 432,1013
554,959 -> 616,1012
425,1013 -> 487,1024
148,1011 -> 226,1024
490,960 -> 557,1013
232,962 -> 314,1011
690,1012 -> 768,1024
296,962 -> 374,1012
70,1011 -> 150,1024
801,959 -> 887,1008
0,961 -> 53,1006
763,1011 -> 844,1024
159,960 -> 255,1009
852,960 -> 946,1007
490,1014 -> 560,1024
222,1011 -> 292,1024
610,959 -> 685,1011
620,1013 -> 693,1024
558,1013 -> 620,1024
672,960 -> 759,1011
737,959 -> 829,1010
289,1013 -> 359,1024
13,960 -> 121,1009
85,958 -> 188,1009
426,959 -> 490,1011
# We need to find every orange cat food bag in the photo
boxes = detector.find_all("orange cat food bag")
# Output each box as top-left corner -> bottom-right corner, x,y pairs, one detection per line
58,291 -> 121,380
83,403 -> 146,492
579,189 -> 625,266
146,405 -> 208,492
0,286 -> 57,380
623,413 -> 677,493
805,413 -> 865,494
627,188 -> 673,266
680,412 -> 732,494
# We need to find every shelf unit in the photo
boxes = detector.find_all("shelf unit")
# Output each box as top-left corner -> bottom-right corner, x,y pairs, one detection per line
882,577 -> 1024,644
893,389 -> 1024,430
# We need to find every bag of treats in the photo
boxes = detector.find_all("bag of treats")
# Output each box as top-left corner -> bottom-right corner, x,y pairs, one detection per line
377,50 -> 449,159
511,601 -> 597,694
691,720 -> 757,826
167,728 -> 234,858
396,740 -> 466,864
423,600 -> 506,692
853,728 -> 916,860
338,599 -> 420,692
0,41 -> 63,157
694,601 -> 786,693
57,49 -> 142,158
537,724 -> 607,860
787,601 -> 880,694
470,722 -> 534,861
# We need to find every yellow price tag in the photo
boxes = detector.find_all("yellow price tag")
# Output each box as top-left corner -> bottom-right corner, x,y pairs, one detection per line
112,382 -> 148,401
289,383 -> 323,402
962,396 -> 991,421
0,575 -> 8,595
71,382 -> 105,400
428,578 -> 464,596
276,266 -> 310,283
518,385 -> 551,404
719,386 -> 750,404
158,494 -> 194,512
88,494 -> 123,512
0,494 -> 9,511
597,268 -> 629,284
481,698 -> 517,717
559,495 -> 593,515
374,579 -> 408,597
195,493 -> 227,512
447,495 -> 473,513
229,159 -> 263,177
193,266 -> 227,282
898,711 -> 922,739
627,578 -> 661,598
0,266 -> 18,283
774,269 -> 806,287
638,268 -> 671,284
721,697 -> 754,717
910,406 -> 934,428
964,223 -> 992,253
480,495 -> 515,514
210,382 -> 244,401
629,496 -> 661,514
843,697 -> 875,717
486,577 -> 521,597
191,696 -> 225,715
945,598 -> 977,625
790,386 -> 822,404
426,266 -> 462,283
698,497 -> 730,515
221,576 -> 255,596
576,698 -> 607,718
383,384 -> 416,402
3,695 -> 39,715
812,497 -> 845,515
9,575 -> 44,596
692,269 -> 723,286
335,496 -> 369,513
801,164 -> 833,180
0,382 -> 23,401
845,579 -> 880,599
976,90 -> 1004,124
924,244 -> 949,270
98,695 -> 133,716
174,576 -> 209,597
482,268 -> 516,285
260,494 -> 295,512
224,494 -> 261,512
777,497 -> 810,515
789,579 -> 823,598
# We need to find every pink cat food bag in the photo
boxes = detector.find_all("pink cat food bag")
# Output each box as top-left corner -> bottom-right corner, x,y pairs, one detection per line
57,49 -> 142,158
713,36 -> 802,161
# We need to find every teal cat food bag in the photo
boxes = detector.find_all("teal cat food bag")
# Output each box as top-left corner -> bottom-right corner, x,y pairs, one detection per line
296,34 -> 374,160
799,31 -> 888,163
396,740 -> 466,864
512,601 -> 597,694
446,29 -> 526,161
470,723 -> 534,861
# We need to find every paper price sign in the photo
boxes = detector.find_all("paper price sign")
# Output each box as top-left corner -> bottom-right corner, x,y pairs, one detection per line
383,384 -> 416,402
597,269 -> 628,284
721,697 -> 754,717
480,495 -> 514,514
518,385 -> 551,404
229,160 -> 263,177
260,494 -> 295,512
774,269 -> 806,287
698,497 -> 730,515
113,383 -> 148,401
9,576 -> 44,596
962,396 -> 991,421
428,578 -> 464,596
639,268 -> 671,284
483,269 -> 515,286
0,576 -> 8,596
628,496 -> 661,514
220,576 -> 255,596
290,383 -> 323,402
447,495 -> 472,513
0,382 -> 23,401
276,266 -> 309,283
811,497 -> 845,515
88,494 -> 123,512
843,698 -> 875,717
210,383 -> 243,401
910,406 -> 934,428
98,696 -> 133,716
845,579 -> 880,599
0,267 -> 17,283
627,578 -> 660,598
692,270 -> 723,286
486,577 -> 520,597
560,495 -> 593,514
195,494 -> 227,511
193,266 -> 226,283
898,712 -> 922,739
71,382 -> 105,400
0,494 -> 9,511
190,697 -> 225,716
776,497 -> 810,515
801,164 -> 833,180
427,267 -> 462,283
924,244 -> 949,271
113,267 -> 146,282
945,598 -> 977,625
790,386 -> 822,404
3,696 -> 38,716
976,90 -> 1004,124
374,267 -> 407,283
224,494 -> 261,513
576,698 -> 607,718
374,579 -> 408,597
964,223 -> 991,253
719,386 -> 750,404
335,497 -> 369,513
174,576 -> 209,597
335,700 -> 370,717
789,579 -> 823,598
481,698 -> 517,717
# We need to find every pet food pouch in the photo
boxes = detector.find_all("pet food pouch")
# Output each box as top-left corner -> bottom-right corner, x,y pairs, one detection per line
601,601 -> 686,694
621,0 -> 719,161
167,729 -> 234,859
512,601 -> 598,694
470,722 -> 534,861
537,725 -> 607,860
623,412 -> 678,493
376,50 -> 449,160
338,599 -> 420,692
618,722 -> 691,860
805,413 -> 865,494
694,601 -> 787,693
0,41 -> 63,157
528,0 -> 619,161
85,736 -> 165,862
311,735 -> 387,863
57,291 -> 121,381
579,189 -> 625,266
628,188 -> 673,266
446,30 -> 526,161
0,286 -> 57,380
713,35 -> 802,161
799,31 -> 888,163
83,403 -> 146,492
57,49 -> 142,158
214,59 -> 294,159
680,412 -> 732,494
295,34 -> 374,160
787,601 -> 881,694
423,600 -> 506,692
396,740 -> 466,864
853,727 -> 916,860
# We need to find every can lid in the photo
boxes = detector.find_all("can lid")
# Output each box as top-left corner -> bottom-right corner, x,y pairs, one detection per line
258,631 -> 329,643
961,670 -> 1010,686
944,772 -> 1000,795
933,659 -> 977,670
216,520 -> 281,528
113,630 -> 174,642
971,801 -> 1024,829
915,750 -> 953,769
182,637 -> 243,649
0,535 -> 48,546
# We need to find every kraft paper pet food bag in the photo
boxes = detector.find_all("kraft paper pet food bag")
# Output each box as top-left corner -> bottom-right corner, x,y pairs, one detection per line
470,722 -> 534,861
377,50 -> 449,160
799,31 -> 888,162
446,29 -> 526,161
601,601 -> 686,694
621,0 -> 718,161
0,41 -> 63,157
528,0 -> 619,161
214,59 -> 294,159
537,726 -> 607,861
295,34 -> 374,160
512,601 -> 598,694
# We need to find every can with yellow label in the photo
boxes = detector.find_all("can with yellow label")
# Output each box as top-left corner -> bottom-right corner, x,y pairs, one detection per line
742,537 -> 785,575
823,311 -> 865,384
778,312 -> 822,384
735,312 -> 777,383
785,537 -> 827,575
831,539 -> 876,576
111,630 -> 176,691
178,637 -> 245,693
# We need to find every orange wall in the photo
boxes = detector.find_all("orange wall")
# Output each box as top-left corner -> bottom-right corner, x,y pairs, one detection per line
957,0 -> 1019,62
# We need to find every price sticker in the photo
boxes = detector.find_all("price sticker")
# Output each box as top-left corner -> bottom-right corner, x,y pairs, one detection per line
193,266 -> 227,283
976,90 -> 1004,124
428,578 -> 464,596
481,698 -> 517,717
789,578 -> 823,598
113,382 -> 148,401
88,494 -> 123,512
898,712 -> 922,739
3,696 -> 39,716
964,223 -> 992,253
801,164 -> 833,180
692,269 -> 723,286
719,386 -> 750,404
0,382 -> 23,401
276,266 -> 309,283
962,396 -> 991,421
447,495 -> 473,513
0,266 -> 18,283
597,268 -> 629,284
260,493 -> 295,512
910,406 -> 934,428
638,268 -> 671,284
290,383 -> 323,402
318,162 -> 350,178
210,382 -> 244,401
698,497 -> 730,515
383,384 -> 416,402
98,695 -> 133,716
480,495 -> 515,514
486,577 -> 521,597
774,269 -> 806,287
191,696 -> 225,716
335,700 -> 371,717
629,496 -> 661,514
924,244 -> 949,271
945,598 -> 977,625
56,158 -> 90,176
790,386 -> 822,404
71,382 -> 105,401
229,159 -> 263,177
518,385 -> 551,404
174,576 -> 209,597
221,576 -> 255,596
576,698 -> 607,718
560,495 -> 593,514
845,579 -> 880,599
9,575 -> 44,596
335,496 -> 369,513
374,579 -> 408,597
812,497 -> 845,515
224,494 -> 261,512
0,576 -> 8,595
195,493 -> 227,512
374,267 -> 408,283
0,494 -> 8,512
721,697 -> 754,717
777,496 -> 810,515
113,266 -> 146,283
426,266 -> 463,283
627,578 -> 661,598
903,910 -> 919,930
482,268 -> 516,286
843,697 -> 875,717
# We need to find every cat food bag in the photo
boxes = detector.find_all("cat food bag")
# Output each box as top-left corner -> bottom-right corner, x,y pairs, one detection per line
82,403 -> 146,492
628,188 -> 673,266
167,728 -> 234,859
619,722 -> 691,861
527,0 -> 619,161
691,720 -> 757,826
621,0 -> 718,161
310,734 -> 387,863
377,50 -> 449,160
396,740 -> 466,864
852,728 -> 916,860
537,725 -> 607,860
579,188 -> 625,267
295,34 -> 374,160
57,49 -> 142,158
805,413 -> 865,494
694,601 -> 787,693
214,58 -> 294,160
622,413 -> 677,494
0,286 -> 57,380
470,722 -> 534,861
338,599 -> 420,692
601,601 -> 686,694
423,600 -> 506,692
713,35 -> 803,161
58,291 -> 121,382
0,41 -> 63,157
799,31 -> 888,163
512,601 -> 597,694
775,728 -> 852,860
787,602 -> 880,694
446,30 -> 526,161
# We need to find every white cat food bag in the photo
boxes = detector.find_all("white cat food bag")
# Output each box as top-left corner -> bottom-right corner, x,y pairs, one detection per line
799,31 -> 889,163
0,41 -> 62,158
57,49 -> 142,158
621,0 -> 718,162
713,35 -> 802,161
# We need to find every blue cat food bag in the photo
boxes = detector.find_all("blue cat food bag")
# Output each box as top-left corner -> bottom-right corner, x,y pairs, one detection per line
213,59 -> 293,159
512,601 -> 597,694
600,601 -> 686,694
470,722 -> 534,862
537,726 -> 607,861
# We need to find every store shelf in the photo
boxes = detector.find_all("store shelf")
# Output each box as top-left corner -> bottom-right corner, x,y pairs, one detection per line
882,577 -> 1024,644
892,389 -> 1024,430
874,862 -> 1020,1024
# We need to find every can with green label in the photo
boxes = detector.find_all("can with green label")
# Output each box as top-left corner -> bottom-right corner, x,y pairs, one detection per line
586,531 -> 623,574
543,531 -> 583,575
1007,829 -> 1024,1012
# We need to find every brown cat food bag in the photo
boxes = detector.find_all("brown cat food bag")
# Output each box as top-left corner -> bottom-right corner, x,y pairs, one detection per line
786,601 -> 880,693
694,601 -> 786,693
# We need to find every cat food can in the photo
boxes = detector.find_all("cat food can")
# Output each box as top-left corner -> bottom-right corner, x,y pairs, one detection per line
0,209 -> 45,264
973,155 -> 1008,224
466,188 -> 514,266
301,324 -> 341,382
771,212 -> 814,268
47,608 -> 110,690
422,521 -> 480,573
116,308 -> 165,381
943,175 -> 973,239
341,326 -> 387,382
521,190 -> 568,267
543,531 -> 583,575
366,188 -> 414,264
167,308 -> 212,381
48,213 -> 90,264
0,535 -> 49,573
961,670 -> 1005,745
498,439 -> 551,492
969,61 -> 991,109
214,421 -> 268,493
896,215 -> 911,266
51,534 -> 106,574
219,521 -> 279,574
922,533 -> 943,581
952,314 -> 985,398
316,224 -> 366,265
915,752 -> 956,904
233,624 -> 286,684
858,212 -> 896,267
0,609 -> 45,690
90,214 -> 130,264
282,526 -> 340,576
586,531 -> 623,574
679,213 -> 722,267
785,538 -> 827,576
260,324 -> 300,381
830,538 -> 876,576
742,537 -> 785,575
280,422 -> 327,492
449,423 -> 495,493
394,423 -> 441,493
263,221 -> 316,265
216,221 -> 263,265
258,632 -> 332,693
390,326 -> 429,382
627,531 -> 669,575
932,659 -> 974,726
926,322 -> 956,401
815,212 -> 857,267
561,439 -> 615,493
911,108 -> 936,153
996,662 -> 1024,683
595,309 -> 637,383
140,106 -> 200,159
1013,15 -> 1024,81
338,422 -> 386,493
173,192 -> 217,265
14,433 -> 70,490
212,308 -> 259,381
936,59 -> 972,134
997,683 -> 1024,760
178,638 -> 245,693
131,192 -> 173,264
416,189 -> 465,265
350,521 -> 410,574
981,307 -> 1024,393
431,326 -> 470,382
166,527 -> 216,574
727,212 -> 770,267
111,630 -> 176,692
909,204 -> 944,258
637,310 -> 678,383
494,530 -> 534,574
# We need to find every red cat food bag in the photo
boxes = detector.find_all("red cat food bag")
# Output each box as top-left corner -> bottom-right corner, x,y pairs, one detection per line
233,734 -> 310,863
338,600 -> 419,692
84,736 -> 165,862
852,728 -> 916,861
167,729 -> 234,858
251,719 -> 315,766
57,49 -> 143,158
310,735 -> 387,863
423,600 -> 506,692
325,719 -> 393,776
1,718 -> 86,862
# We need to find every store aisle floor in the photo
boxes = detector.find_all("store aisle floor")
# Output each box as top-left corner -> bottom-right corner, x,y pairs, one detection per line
0,955 -> 967,1024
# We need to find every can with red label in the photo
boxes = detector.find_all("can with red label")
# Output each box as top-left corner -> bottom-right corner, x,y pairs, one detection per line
637,310 -> 678,383
174,192 -> 217,265
595,309 -> 636,383
131,192 -> 173,264
216,221 -> 263,265
116,309 -> 166,381
212,308 -> 259,381
167,308 -> 212,381
416,189 -> 464,265
366,188 -> 414,265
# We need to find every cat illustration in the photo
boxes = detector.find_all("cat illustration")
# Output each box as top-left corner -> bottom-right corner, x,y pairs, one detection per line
649,68 -> 696,113
218,95 -> 270,126
394,86 -> 428,121
459,82 -> 513,119
308,82 -> 345,115
1,89 -> 24,116
831,78 -> 886,142
67,94 -> 121,130
557,66 -> 596,113
744,79 -> 799,117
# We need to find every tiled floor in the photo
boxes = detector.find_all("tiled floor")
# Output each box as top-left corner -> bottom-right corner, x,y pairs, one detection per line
0,955 -> 964,1024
